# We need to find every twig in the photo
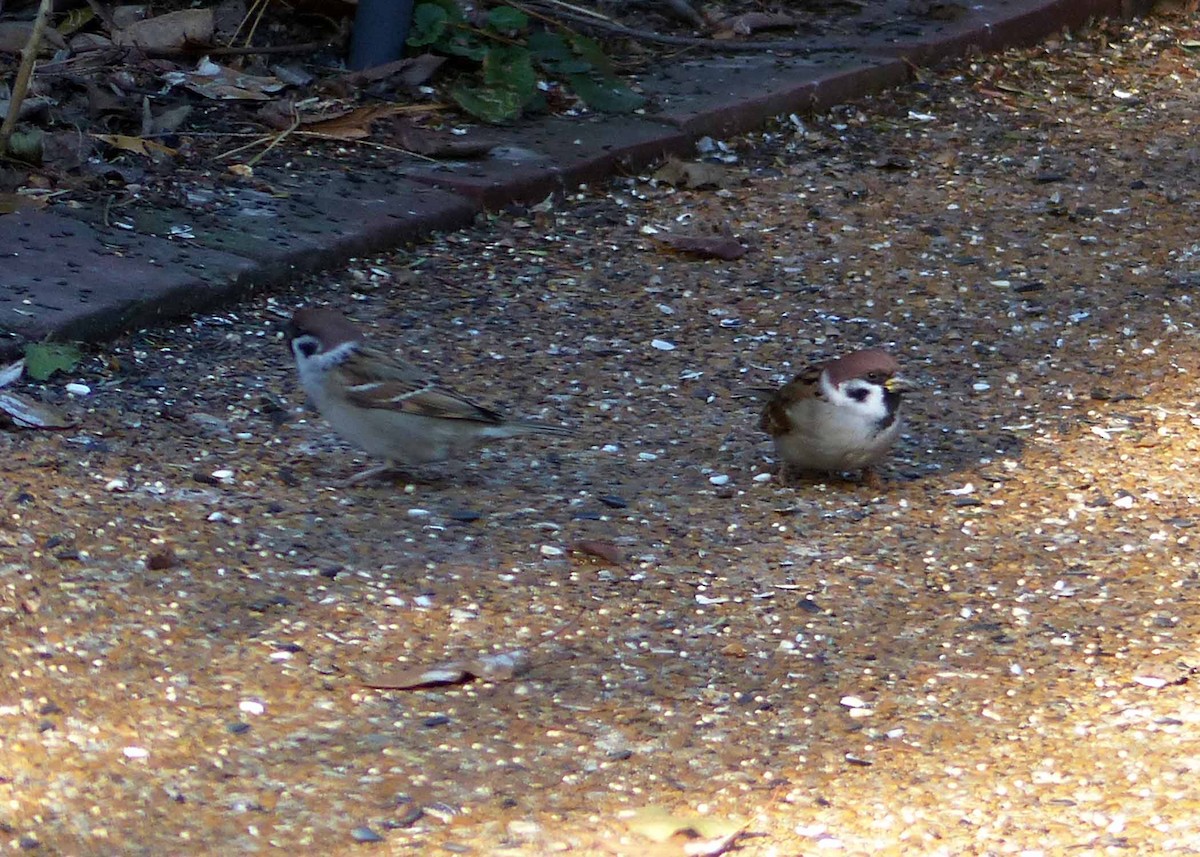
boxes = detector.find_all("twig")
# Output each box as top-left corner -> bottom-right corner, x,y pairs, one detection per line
213,129 -> 442,163
144,39 -> 337,59
0,0 -> 55,156
524,0 -> 825,53
244,114 -> 301,168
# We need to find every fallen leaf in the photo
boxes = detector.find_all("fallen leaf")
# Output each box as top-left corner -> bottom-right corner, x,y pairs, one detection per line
57,7 -> 96,37
625,806 -> 744,844
570,539 -> 625,565
92,134 -> 178,158
339,53 -> 446,88
179,60 -> 286,101
715,11 -> 797,36
0,392 -> 73,429
364,649 -> 531,690
0,21 -> 67,55
141,99 -> 192,136
114,8 -> 214,51
0,359 -> 24,388
0,194 -> 47,215
24,342 -> 82,381
387,120 -> 495,157
301,103 -> 438,140
655,233 -> 747,260
653,158 -> 729,189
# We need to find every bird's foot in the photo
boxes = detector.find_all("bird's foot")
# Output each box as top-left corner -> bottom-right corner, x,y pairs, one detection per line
858,467 -> 884,490
340,462 -> 417,486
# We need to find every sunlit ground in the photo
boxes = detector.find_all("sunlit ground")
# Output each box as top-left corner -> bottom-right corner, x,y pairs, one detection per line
3,11 -> 1200,855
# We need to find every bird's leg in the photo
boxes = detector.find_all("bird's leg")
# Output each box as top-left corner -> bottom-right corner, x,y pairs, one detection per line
859,466 -> 884,490
341,461 -> 409,486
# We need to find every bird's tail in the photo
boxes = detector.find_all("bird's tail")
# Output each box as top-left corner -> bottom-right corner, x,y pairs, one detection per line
485,421 -> 575,439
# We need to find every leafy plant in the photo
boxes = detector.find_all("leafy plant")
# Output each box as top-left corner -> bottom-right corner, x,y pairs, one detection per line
407,2 -> 645,123
24,342 -> 82,381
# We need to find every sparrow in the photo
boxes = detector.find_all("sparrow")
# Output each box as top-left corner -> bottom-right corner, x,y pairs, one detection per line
758,349 -> 917,487
287,308 -> 572,482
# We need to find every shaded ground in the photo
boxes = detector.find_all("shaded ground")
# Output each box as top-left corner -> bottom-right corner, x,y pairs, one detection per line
4,9 -> 1200,855
0,0 -> 998,213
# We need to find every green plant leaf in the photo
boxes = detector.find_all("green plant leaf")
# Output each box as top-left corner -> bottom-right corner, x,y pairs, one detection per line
407,3 -> 450,47
442,30 -> 489,61
483,45 -> 537,101
568,73 -> 645,113
486,5 -> 529,33
451,85 -> 527,123
567,33 -> 613,74
529,30 -> 592,74
24,342 -> 82,381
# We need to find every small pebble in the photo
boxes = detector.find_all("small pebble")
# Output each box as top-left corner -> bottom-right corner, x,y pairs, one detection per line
407,508 -> 431,518
753,472 -> 772,482
651,339 -> 676,351
638,452 -> 658,461
65,383 -> 90,396
972,382 -> 991,392
123,746 -> 149,759
598,494 -> 628,508
351,826 -> 384,843
239,699 -> 266,715
540,545 -> 565,557
709,474 -> 730,486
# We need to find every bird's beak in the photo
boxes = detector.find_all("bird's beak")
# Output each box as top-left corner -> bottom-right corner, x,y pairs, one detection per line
885,375 -> 919,394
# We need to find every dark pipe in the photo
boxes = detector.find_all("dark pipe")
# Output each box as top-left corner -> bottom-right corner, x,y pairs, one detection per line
349,0 -> 415,70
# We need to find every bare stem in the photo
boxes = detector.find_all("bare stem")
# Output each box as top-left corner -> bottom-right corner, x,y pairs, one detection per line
0,0 -> 55,155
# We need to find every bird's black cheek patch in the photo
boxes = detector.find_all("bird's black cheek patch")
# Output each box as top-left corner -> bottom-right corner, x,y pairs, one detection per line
849,388 -> 870,402
296,340 -> 319,358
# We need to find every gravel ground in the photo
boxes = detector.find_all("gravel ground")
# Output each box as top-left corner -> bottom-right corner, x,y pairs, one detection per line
5,11 -> 1200,856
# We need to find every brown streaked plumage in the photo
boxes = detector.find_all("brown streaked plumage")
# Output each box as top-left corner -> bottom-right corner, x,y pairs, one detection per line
758,349 -> 915,486
288,308 -> 572,480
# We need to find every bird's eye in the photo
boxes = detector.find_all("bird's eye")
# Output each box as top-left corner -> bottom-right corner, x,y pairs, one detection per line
865,372 -> 884,384
294,338 -> 320,359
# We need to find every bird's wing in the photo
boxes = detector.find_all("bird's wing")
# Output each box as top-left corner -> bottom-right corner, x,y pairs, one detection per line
335,346 -> 505,424
759,365 -> 823,436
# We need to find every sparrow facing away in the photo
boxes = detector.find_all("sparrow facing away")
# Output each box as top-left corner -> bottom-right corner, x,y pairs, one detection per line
288,308 -> 572,481
759,349 -> 917,487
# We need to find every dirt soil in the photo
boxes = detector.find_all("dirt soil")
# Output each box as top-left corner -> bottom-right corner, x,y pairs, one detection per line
5,9 -> 1200,857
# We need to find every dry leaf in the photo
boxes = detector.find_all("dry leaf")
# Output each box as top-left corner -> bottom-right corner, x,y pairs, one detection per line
339,53 -> 446,88
570,539 -> 625,565
141,99 -> 192,136
364,649 -> 531,690
625,806 -> 744,844
93,134 -> 178,158
716,11 -> 797,36
653,158 -> 729,189
0,360 -> 24,388
387,120 -> 494,157
301,103 -> 436,140
181,60 -> 286,101
0,391 -> 74,429
0,194 -> 47,215
114,9 -> 214,51
655,233 -> 747,260
0,21 -> 67,55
